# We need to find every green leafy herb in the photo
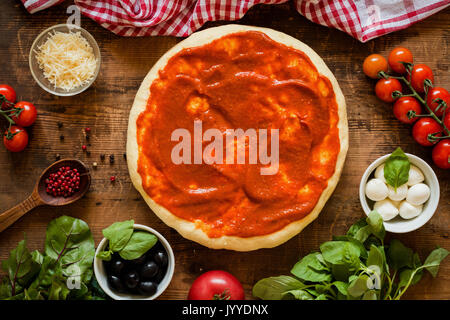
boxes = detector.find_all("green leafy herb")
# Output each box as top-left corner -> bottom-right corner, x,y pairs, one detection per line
0,216 -> 102,300
383,147 -> 410,190
96,220 -> 158,261
252,211 -> 448,300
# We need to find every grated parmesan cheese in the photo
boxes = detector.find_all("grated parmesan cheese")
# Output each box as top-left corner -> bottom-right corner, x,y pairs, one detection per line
35,31 -> 97,92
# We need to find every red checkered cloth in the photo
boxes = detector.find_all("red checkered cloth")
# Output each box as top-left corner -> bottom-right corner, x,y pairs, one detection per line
20,0 -> 450,42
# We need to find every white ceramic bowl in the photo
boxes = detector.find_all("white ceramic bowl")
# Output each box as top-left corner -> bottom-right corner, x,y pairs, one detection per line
29,24 -> 101,96
359,153 -> 440,233
94,224 -> 175,300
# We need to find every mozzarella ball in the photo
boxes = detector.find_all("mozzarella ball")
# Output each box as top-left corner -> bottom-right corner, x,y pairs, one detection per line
406,183 -> 430,205
374,199 -> 399,221
365,178 -> 388,201
399,201 -> 423,219
374,164 -> 387,183
407,165 -> 424,186
387,184 -> 408,201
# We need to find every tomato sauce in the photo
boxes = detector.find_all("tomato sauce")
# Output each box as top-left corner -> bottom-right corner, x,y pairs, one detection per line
136,31 -> 340,238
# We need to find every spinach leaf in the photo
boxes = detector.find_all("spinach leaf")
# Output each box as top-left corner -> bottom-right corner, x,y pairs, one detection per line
119,231 -> 158,260
252,275 -> 305,300
290,252 -> 332,282
102,220 -> 134,252
383,147 -> 410,190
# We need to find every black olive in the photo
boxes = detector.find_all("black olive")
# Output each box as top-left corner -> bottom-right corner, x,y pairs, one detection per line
131,254 -> 147,265
153,267 -> 167,284
138,281 -> 157,296
108,275 -> 125,293
154,250 -> 168,268
124,270 -> 140,289
111,259 -> 125,276
140,261 -> 159,279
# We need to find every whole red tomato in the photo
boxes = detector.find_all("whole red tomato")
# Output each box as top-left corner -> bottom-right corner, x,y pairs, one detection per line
393,96 -> 421,124
11,101 -> 37,127
426,87 -> 450,118
363,54 -> 388,79
409,64 -> 434,93
0,84 -> 16,109
432,139 -> 450,169
388,47 -> 413,74
3,126 -> 29,152
188,270 -> 245,300
412,117 -> 442,147
375,78 -> 402,103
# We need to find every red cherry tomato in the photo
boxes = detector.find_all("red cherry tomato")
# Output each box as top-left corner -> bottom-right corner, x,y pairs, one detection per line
393,96 -> 422,124
375,78 -> 402,102
409,64 -> 434,93
363,54 -> 388,79
412,117 -> 443,147
388,47 -> 413,74
3,126 -> 29,152
432,139 -> 450,169
426,87 -> 450,118
0,84 -> 16,109
11,101 -> 37,127
188,270 -> 245,300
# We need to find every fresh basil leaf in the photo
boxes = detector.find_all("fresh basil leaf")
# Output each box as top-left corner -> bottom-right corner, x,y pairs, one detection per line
333,235 -> 368,260
118,231 -> 158,260
24,288 -> 44,300
315,294 -> 328,300
423,247 -> 449,277
102,220 -> 134,252
362,290 -> 378,300
44,216 -> 95,283
366,211 -> 385,243
346,218 -> 368,239
354,225 -> 372,243
333,281 -> 348,296
347,274 -> 370,298
320,241 -> 361,269
387,239 -> 414,270
367,245 -> 385,275
384,147 -> 410,190
283,289 -> 314,300
48,278 -> 70,300
290,252 -> 332,282
252,276 -> 305,300
96,250 -> 113,261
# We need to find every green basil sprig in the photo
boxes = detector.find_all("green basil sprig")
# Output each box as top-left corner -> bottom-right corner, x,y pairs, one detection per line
383,147 -> 410,190
252,211 -> 449,300
96,220 -> 158,261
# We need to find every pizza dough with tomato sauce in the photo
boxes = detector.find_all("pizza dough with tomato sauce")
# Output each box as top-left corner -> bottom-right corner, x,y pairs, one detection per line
127,25 -> 348,251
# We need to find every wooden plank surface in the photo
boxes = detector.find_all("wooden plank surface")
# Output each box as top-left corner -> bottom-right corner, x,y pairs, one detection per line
0,1 -> 448,300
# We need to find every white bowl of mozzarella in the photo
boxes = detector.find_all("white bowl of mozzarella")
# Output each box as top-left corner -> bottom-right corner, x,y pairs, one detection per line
360,153 -> 440,233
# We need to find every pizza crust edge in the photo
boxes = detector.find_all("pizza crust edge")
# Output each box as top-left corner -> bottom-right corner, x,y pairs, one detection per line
127,24 -> 348,251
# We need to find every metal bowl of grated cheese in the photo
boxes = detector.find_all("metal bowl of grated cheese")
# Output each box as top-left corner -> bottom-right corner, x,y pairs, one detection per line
29,24 -> 101,96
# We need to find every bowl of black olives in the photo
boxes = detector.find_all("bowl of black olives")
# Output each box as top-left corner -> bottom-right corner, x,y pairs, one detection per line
94,224 -> 175,300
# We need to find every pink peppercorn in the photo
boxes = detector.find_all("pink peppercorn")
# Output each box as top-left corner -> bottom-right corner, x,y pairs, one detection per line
45,166 -> 81,198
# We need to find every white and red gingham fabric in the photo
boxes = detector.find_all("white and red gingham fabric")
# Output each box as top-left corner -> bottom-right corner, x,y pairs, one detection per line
20,0 -> 450,42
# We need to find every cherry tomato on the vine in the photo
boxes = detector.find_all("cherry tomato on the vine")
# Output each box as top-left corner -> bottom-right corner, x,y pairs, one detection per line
412,117 -> 442,147
409,64 -> 434,93
3,126 -> 29,152
444,112 -> 450,130
363,54 -> 388,79
393,96 -> 421,124
426,87 -> 450,118
432,139 -> 450,169
188,270 -> 245,300
388,47 -> 413,74
11,101 -> 37,127
0,84 -> 16,109
375,78 -> 402,103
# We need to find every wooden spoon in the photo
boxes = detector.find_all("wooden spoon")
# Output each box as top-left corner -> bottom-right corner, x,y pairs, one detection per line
0,159 -> 91,233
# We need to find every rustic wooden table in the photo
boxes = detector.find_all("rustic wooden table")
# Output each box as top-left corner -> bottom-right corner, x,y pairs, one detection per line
0,1 -> 448,300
